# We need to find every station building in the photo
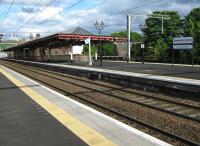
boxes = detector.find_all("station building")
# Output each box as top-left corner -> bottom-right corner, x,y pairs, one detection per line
3,27 -> 127,62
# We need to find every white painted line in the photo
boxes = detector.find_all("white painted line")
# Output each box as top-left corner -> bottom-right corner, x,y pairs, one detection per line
104,60 -> 200,68
48,63 -> 200,86
6,59 -> 200,86
2,65 -> 171,146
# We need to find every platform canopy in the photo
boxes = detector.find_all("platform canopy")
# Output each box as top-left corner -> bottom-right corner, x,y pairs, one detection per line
3,27 -> 126,51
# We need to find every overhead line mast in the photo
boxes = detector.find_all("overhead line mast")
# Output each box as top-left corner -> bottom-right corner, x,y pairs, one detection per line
147,14 -> 171,34
127,12 -> 146,63
119,0 -> 164,63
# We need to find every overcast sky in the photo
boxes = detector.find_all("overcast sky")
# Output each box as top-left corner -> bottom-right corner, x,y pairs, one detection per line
0,0 -> 199,39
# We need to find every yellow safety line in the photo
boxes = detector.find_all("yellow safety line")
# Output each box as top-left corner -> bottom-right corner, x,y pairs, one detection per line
0,67 -> 116,146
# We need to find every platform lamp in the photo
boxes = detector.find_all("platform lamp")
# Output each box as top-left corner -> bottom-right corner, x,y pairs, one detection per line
139,22 -> 147,64
95,20 -> 104,67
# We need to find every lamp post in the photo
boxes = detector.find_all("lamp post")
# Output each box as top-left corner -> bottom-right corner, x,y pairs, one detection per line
139,22 -> 147,64
95,20 -> 104,67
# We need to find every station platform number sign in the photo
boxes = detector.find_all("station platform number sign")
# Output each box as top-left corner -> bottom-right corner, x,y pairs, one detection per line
173,37 -> 193,50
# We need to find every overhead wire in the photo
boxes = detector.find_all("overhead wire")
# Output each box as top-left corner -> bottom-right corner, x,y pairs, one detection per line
6,0 -> 44,39
54,0 -> 125,35
113,0 -> 163,15
2,0 -> 55,39
37,0 -> 84,25
9,0 -> 83,39
0,0 -> 15,28
10,0 -> 43,34
61,0 -> 107,32
30,0 -> 105,36
37,0 -> 105,36
14,0 -> 59,32
101,0 -> 164,35
105,0 -> 164,35
7,0 -> 164,39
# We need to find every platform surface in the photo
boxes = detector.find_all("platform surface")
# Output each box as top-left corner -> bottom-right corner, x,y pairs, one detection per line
0,73 -> 88,146
0,65 -> 171,146
66,61 -> 200,80
2,59 -> 200,87
48,61 -> 200,86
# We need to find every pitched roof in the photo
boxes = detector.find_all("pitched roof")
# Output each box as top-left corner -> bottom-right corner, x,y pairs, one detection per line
62,27 -> 93,35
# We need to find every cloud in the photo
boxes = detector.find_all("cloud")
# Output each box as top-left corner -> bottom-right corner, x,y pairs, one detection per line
0,0 -> 199,39
21,6 -> 35,13
0,0 -> 58,6
1,0 -> 41,5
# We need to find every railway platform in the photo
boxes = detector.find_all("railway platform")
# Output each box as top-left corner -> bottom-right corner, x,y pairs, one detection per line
71,60 -> 200,80
1,58 -> 200,99
0,65 -> 171,146
93,60 -> 200,80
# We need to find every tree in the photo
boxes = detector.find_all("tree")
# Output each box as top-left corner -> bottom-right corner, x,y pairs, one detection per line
154,38 -> 168,62
145,11 -> 181,61
185,7 -> 200,63
102,43 -> 114,56
82,44 -> 98,55
0,40 -> 18,50
111,31 -> 143,42
111,31 -> 127,38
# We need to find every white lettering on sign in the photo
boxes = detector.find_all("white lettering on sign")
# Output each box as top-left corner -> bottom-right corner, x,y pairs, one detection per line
173,45 -> 193,50
173,37 -> 193,45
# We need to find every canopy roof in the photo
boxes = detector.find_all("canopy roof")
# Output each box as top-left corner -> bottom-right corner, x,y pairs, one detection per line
62,27 -> 93,36
3,27 -> 126,51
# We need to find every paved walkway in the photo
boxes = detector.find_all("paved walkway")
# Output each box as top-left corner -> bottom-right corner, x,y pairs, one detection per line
63,61 -> 200,80
0,72 -> 87,146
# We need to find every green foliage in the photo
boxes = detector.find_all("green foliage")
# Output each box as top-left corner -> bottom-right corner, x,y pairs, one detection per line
111,31 -> 127,38
111,31 -> 143,42
0,40 -> 18,50
102,43 -> 114,56
82,43 -> 114,56
0,44 -> 13,50
186,7 -> 200,63
82,31 -> 143,57
82,44 -> 98,55
83,7 -> 200,64
145,11 -> 181,61
154,39 -> 168,61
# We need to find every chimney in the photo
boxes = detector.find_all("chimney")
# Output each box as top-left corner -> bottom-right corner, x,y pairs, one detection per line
29,33 -> 34,41
36,33 -> 41,39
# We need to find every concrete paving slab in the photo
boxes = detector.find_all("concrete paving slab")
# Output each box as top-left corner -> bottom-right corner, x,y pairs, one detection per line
0,72 -> 88,146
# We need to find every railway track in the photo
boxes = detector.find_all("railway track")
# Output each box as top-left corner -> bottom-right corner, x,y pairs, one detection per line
3,60 -> 200,122
1,60 -> 200,146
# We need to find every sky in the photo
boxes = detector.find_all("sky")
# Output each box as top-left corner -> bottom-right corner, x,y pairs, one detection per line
0,0 -> 199,40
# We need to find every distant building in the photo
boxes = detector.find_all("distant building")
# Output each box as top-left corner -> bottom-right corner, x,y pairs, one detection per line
36,33 -> 41,39
3,27 -> 126,62
29,33 -> 34,41
0,33 -> 3,43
